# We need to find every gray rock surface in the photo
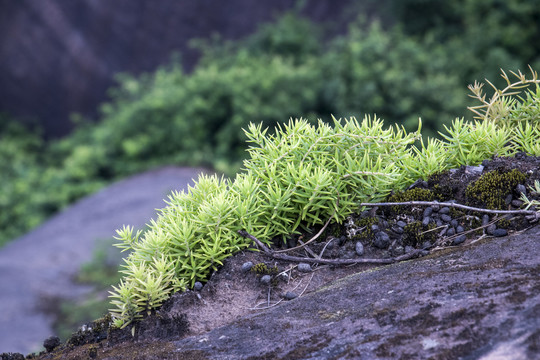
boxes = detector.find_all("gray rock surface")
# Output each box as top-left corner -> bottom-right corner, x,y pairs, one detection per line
0,166 -> 206,354
170,225 -> 540,359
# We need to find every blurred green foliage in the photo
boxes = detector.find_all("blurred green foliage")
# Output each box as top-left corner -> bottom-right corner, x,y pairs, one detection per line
1,1 -> 539,245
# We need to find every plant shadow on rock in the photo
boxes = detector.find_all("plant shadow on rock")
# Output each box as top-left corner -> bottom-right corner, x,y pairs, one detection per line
19,153 -> 540,359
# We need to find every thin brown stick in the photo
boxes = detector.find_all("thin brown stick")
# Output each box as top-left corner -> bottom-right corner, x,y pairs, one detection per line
359,200 -> 538,216
274,211 -> 335,254
238,230 -> 428,266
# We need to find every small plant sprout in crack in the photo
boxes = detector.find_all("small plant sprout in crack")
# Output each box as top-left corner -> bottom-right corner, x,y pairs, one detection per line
520,180 -> 540,211
108,68 -> 540,329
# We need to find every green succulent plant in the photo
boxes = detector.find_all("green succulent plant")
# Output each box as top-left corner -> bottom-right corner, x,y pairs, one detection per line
109,68 -> 540,329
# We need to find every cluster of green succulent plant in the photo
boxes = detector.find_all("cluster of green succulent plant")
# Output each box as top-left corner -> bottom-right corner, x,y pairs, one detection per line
109,68 -> 540,329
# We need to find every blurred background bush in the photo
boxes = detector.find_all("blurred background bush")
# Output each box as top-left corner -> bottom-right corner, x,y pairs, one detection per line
0,0 -> 539,246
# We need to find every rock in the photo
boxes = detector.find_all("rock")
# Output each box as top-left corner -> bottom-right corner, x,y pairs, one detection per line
450,219 -> 458,228
516,184 -> 527,195
297,263 -> 312,273
355,241 -> 364,256
396,221 -> 407,228
453,234 -> 467,245
512,199 -> 524,208
283,292 -> 298,300
505,194 -> 514,205
423,207 -> 433,218
393,226 -> 404,234
371,224 -> 379,232
260,275 -> 271,285
446,227 -> 456,237
441,214 -> 452,223
465,164 -> 484,175
166,225 -> 540,360
487,224 -> 497,235
492,228 -> 508,237
422,216 -> 431,226
373,232 -> 390,249
241,262 -> 254,273
439,207 -> 450,214
482,214 -> 490,226
456,225 -> 464,233
43,336 -> 60,353
194,282 -> 203,291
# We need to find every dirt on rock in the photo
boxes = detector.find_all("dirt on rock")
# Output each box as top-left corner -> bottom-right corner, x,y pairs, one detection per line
20,155 -> 540,359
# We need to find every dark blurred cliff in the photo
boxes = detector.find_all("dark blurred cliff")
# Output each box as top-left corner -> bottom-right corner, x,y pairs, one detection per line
0,0 -> 360,138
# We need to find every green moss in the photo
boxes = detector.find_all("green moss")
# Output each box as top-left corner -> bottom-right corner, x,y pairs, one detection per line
251,263 -> 279,275
465,169 -> 527,210
352,217 -> 379,244
387,188 -> 435,215
403,221 -> 437,248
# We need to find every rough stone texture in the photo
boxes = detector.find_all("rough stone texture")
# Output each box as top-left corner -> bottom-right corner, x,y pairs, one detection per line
0,0 -> 358,137
168,226 -> 540,359
0,166 -> 207,354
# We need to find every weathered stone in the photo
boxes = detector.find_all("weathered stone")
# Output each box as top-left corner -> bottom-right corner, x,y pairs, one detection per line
168,226 -> 540,360
241,262 -> 253,273
297,263 -> 312,273
355,241 -> 364,256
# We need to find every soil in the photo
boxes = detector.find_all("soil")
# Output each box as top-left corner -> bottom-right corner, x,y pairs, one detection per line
2,155 -> 540,359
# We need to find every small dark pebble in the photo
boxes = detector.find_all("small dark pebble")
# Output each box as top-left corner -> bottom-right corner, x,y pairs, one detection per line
371,224 -> 380,232
374,232 -> 390,249
436,219 -> 443,227
486,224 -> 497,235
439,207 -> 450,214
284,292 -> 298,300
511,199 -> 524,208
446,227 -> 456,237
397,221 -> 407,228
450,219 -> 458,228
44,336 -> 61,352
393,226 -> 404,234
482,214 -> 490,226
355,241 -> 364,256
441,214 -> 452,222
456,225 -> 464,233
260,275 -> 271,284
194,282 -> 203,291
423,207 -> 433,218
241,262 -> 254,273
516,184 -> 527,195
298,263 -> 312,272
492,228 -> 508,237
453,235 -> 467,245
505,194 -> 513,205
422,216 -> 431,226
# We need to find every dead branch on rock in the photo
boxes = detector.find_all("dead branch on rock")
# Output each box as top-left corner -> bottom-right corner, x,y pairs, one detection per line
359,200 -> 538,220
238,230 -> 428,265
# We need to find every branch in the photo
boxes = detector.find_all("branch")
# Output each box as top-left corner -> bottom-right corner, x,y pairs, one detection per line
238,230 -> 428,266
359,200 -> 538,217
